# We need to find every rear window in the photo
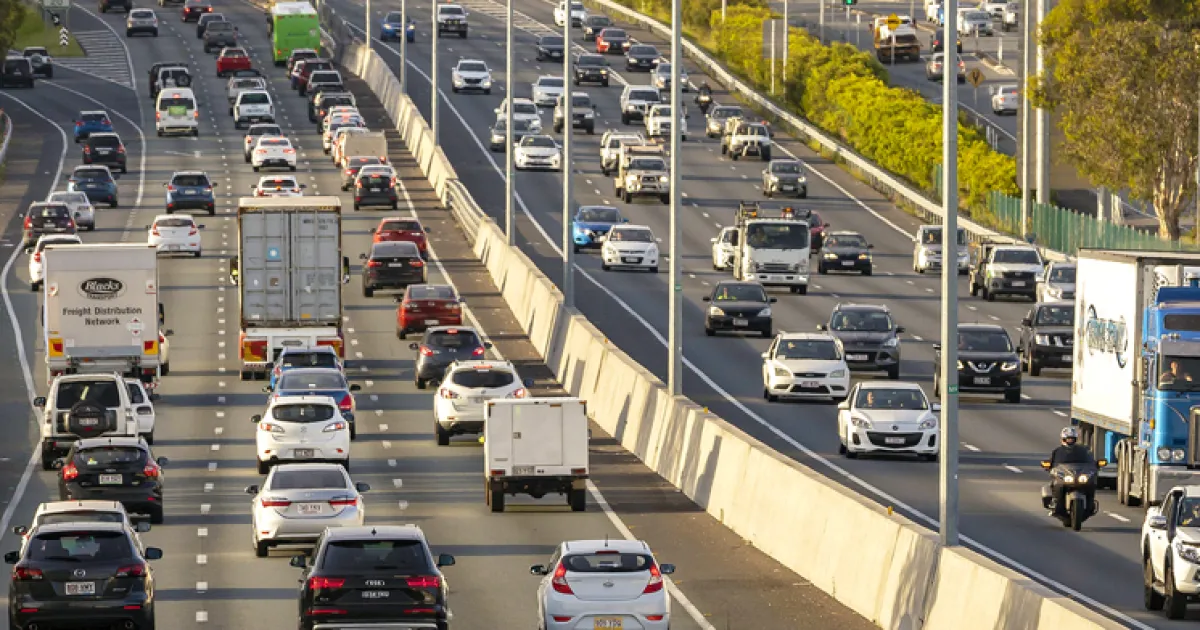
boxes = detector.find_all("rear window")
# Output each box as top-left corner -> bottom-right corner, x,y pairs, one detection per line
27,531 -> 132,562
279,371 -> 347,390
172,174 -> 209,187
158,97 -> 195,110
271,404 -> 337,422
604,29 -> 627,38
90,136 -> 120,147
269,469 -> 347,490
240,92 -> 270,104
131,10 -> 155,17
235,79 -> 261,89
207,22 -> 232,30
350,157 -> 383,167
360,174 -> 393,187
427,330 -> 481,347
30,205 -> 69,218
75,446 -> 146,467
55,380 -> 122,409
249,126 -> 282,136
321,540 -> 432,573
408,285 -> 455,300
38,511 -> 124,526
81,113 -> 108,122
538,77 -> 564,88
155,217 -> 194,228
222,49 -> 247,58
381,220 -> 420,231
305,61 -> 333,72
563,552 -> 653,573
450,368 -> 515,388
4,59 -> 30,73
260,178 -> 298,188
281,352 -> 340,369
373,242 -> 418,257
74,168 -> 110,180
310,71 -> 340,82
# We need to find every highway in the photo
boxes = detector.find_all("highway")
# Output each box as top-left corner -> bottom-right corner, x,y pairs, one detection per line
321,0 -> 1185,626
0,1 -> 875,628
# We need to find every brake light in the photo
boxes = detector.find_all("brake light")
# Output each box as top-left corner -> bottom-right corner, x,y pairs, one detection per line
61,462 -> 79,481
367,260 -> 382,268
83,146 -> 91,154
507,388 -> 528,399
643,563 -> 664,594
438,387 -> 459,399
151,226 -> 160,236
194,111 -> 200,119
551,562 -> 573,594
337,393 -> 353,411
166,185 -> 176,193
102,119 -> 111,126
67,220 -> 75,229
159,333 -> 165,343
74,121 -> 83,127
155,112 -> 162,121
261,497 -> 292,508
419,345 -> 433,357
406,576 -> 441,588
142,461 -> 160,478
284,149 -> 295,154
345,168 -> 354,175
402,302 -> 417,311
307,576 -> 345,590
188,227 -> 198,236
32,252 -> 40,263
13,566 -> 44,581
259,421 -> 285,433
472,346 -> 485,357
23,216 -> 30,229
118,146 -> 126,154
328,497 -> 357,506
410,260 -> 424,267
355,181 -> 363,189
115,563 -> 148,577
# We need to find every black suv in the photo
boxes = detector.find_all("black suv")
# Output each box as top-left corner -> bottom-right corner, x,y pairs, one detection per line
409,326 -> 491,389
1017,301 -> 1075,376
21,202 -> 76,249
1,56 -> 34,88
56,436 -> 169,523
625,44 -> 659,71
311,90 -> 355,124
5,522 -> 163,630
933,323 -> 1021,403
82,132 -> 128,173
361,241 -> 425,297
292,525 -> 455,630
818,303 -> 903,379
574,53 -> 610,86
817,230 -> 874,275
581,14 -> 611,40
702,280 -> 775,337
99,0 -> 132,13
353,170 -> 399,210
536,34 -> 565,61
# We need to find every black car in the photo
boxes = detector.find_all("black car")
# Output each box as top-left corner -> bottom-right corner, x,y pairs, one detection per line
818,303 -> 903,379
291,526 -> 455,630
311,91 -> 355,124
342,156 -> 386,190
574,53 -> 610,86
21,202 -> 76,249
582,14 -> 611,40
165,170 -> 216,214
22,47 -> 53,78
56,436 -> 169,523
99,0 -> 132,12
1018,301 -> 1074,376
147,61 -> 187,95
182,0 -> 213,22
5,522 -> 163,630
931,29 -> 962,53
1,56 -> 34,88
625,44 -> 659,71
361,241 -> 425,297
82,132 -> 128,173
409,326 -> 491,388
934,324 -> 1021,403
353,170 -> 399,210
817,231 -> 873,275
202,20 -> 237,51
702,281 -> 775,337
536,34 -> 565,61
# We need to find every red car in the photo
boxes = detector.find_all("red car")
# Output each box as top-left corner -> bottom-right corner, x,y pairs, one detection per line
808,210 -> 830,249
595,27 -> 630,54
371,217 -> 429,258
395,284 -> 463,339
181,0 -> 212,22
216,48 -> 251,77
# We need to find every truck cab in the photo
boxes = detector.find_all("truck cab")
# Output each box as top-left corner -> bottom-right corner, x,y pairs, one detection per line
615,144 -> 669,204
968,242 -> 1043,302
730,202 -> 811,294
874,24 -> 921,62
599,131 -> 644,176
34,373 -> 136,470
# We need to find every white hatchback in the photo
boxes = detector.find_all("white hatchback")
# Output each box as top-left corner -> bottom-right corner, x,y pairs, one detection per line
761,332 -> 851,402
253,395 -> 351,474
532,539 -> 675,630
46,191 -> 95,231
601,225 -> 659,273
451,59 -> 493,93
147,214 -> 203,257
245,462 -> 368,557
514,135 -> 562,171
252,175 -> 306,197
28,234 -> 82,291
251,136 -> 298,172
837,382 -> 939,460
125,378 -> 157,444
433,360 -> 528,445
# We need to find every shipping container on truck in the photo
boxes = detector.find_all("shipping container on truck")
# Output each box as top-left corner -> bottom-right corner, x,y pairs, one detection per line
483,398 -> 589,513
41,243 -> 164,386
1070,249 -> 1200,507
229,196 -> 350,380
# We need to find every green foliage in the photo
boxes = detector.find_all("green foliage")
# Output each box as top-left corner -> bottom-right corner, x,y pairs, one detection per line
604,0 -> 767,33
707,6 -> 1017,208
0,0 -> 27,56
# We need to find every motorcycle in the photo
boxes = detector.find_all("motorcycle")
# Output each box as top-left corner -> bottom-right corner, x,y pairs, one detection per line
1040,458 -> 1106,531
695,90 -> 712,115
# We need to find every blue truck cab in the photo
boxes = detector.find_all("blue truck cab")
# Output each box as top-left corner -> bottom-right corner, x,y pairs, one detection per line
1135,288 -> 1200,491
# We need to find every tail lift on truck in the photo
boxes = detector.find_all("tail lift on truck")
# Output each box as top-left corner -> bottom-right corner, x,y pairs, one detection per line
228,196 -> 350,380
1070,249 -> 1200,507
727,202 -> 812,294
41,243 -> 167,387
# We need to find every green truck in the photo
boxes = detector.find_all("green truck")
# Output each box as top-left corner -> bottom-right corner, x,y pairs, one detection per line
270,1 -> 320,65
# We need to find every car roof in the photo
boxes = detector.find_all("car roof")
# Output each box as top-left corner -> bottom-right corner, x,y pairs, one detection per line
278,367 -> 345,378
281,345 -> 339,356
1036,300 -> 1074,308
449,359 -> 514,372
777,331 -> 836,341
612,223 -> 652,231
153,214 -> 194,222
269,462 -> 349,475
958,323 -> 1006,333
36,500 -> 126,515
857,381 -> 924,392
713,280 -> 763,289
74,436 -> 146,449
833,302 -> 889,313
826,230 -> 863,237
427,325 -> 479,334
73,165 -> 112,173
325,525 -> 427,542
36,234 -> 82,246
88,132 -> 119,139
562,539 -> 651,554
30,521 -> 128,535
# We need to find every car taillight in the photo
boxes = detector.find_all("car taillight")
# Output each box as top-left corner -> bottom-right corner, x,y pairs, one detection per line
551,562 -> 573,594
338,394 -> 353,411
151,226 -> 160,236
142,461 -> 160,478
402,302 -> 417,311
438,387 -> 459,399
23,217 -> 30,229
259,421 -> 285,433
166,185 -> 176,193
345,168 -> 354,175
367,260 -> 382,267
355,181 -> 364,189
83,146 -> 91,154
472,346 -> 485,357
61,462 -> 79,481
261,497 -> 292,507
449,303 -> 461,311
13,566 -> 43,581
328,497 -> 357,507
188,227 -> 198,236
155,112 -> 162,121
419,345 -> 433,357
284,149 -> 295,154
32,252 -> 41,263
74,121 -> 83,127
194,111 -> 200,119
67,220 -> 75,229
507,388 -> 527,399
118,146 -> 126,154
257,149 -> 267,154
102,119 -> 111,125
406,576 -> 441,588
115,563 -> 148,577
643,563 -> 664,594
159,333 -> 165,343
307,576 -> 345,590
410,260 -> 424,267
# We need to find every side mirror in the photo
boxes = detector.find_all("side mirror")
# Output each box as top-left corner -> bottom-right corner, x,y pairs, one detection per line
484,342 -> 493,349
143,547 -> 164,560
768,297 -> 777,303
369,227 -> 376,233
895,326 -> 906,333
299,184 -> 307,189
1040,460 -> 1051,469
530,564 -> 549,575
135,521 -> 152,533
164,330 -> 174,337
349,384 -> 362,392
660,563 -> 675,575
837,401 -> 849,410
4,552 -> 19,564
1021,317 -> 1033,327
867,244 -> 875,249
32,396 -> 46,408
136,405 -> 153,415
1149,514 -> 1168,530
249,184 -> 257,190
701,296 -> 710,302
250,414 -> 262,423
11,526 -> 27,536
155,456 -> 168,467
1098,459 -> 1108,468
262,385 -> 273,393
816,324 -> 827,331
245,484 -> 259,495
437,553 -> 456,567
290,555 -> 308,568
355,482 -> 371,493
760,352 -> 769,359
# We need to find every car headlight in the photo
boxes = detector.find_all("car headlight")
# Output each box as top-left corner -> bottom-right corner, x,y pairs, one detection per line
823,252 -> 838,260
850,416 -> 872,429
956,360 -> 964,370
769,175 -> 779,183
883,337 -> 900,348
1175,448 -> 1187,462
1000,361 -> 1019,372
773,367 -> 790,378
830,369 -> 846,378
600,69 -> 608,75
647,245 -> 658,256
757,308 -> 771,317
1076,473 -> 1090,484
1159,446 -> 1173,461
858,253 -> 871,260
659,175 -> 668,182
708,307 -> 725,316
919,417 -> 937,430
626,105 -> 638,111
1176,541 -> 1200,564
1034,334 -> 1049,345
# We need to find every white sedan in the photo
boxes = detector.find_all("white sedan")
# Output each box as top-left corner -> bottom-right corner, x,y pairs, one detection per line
13,501 -> 150,553
254,395 -> 351,474
531,75 -> 565,107
837,382 -> 939,460
251,137 -> 298,172
494,97 -> 542,130
28,234 -> 82,291
601,224 -> 659,273
514,135 -> 562,171
451,59 -> 493,94
991,83 -> 1018,115
252,175 -> 306,197
46,191 -> 95,231
761,332 -> 850,402
147,214 -> 203,257
245,462 -> 369,557
532,539 -> 675,630
433,360 -> 528,445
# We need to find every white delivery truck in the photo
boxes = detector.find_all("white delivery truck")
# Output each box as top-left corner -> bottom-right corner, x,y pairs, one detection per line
729,201 -> 812,294
338,131 -> 389,168
229,197 -> 350,380
484,398 -> 589,513
41,243 -> 164,386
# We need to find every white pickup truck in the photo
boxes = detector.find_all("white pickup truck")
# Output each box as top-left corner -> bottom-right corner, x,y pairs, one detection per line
484,398 -> 589,512
35,373 -> 137,470
645,104 -> 687,141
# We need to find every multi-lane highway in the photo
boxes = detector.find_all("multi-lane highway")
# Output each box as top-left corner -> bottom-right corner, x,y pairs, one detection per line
318,0 -> 1183,625
0,2 -> 876,628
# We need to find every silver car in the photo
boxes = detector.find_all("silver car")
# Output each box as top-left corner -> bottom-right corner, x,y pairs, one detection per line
705,105 -> 743,138
125,8 -> 159,37
45,191 -> 95,230
532,75 -> 565,107
246,462 -> 369,557
958,10 -> 993,36
1038,261 -> 1076,301
652,61 -> 689,92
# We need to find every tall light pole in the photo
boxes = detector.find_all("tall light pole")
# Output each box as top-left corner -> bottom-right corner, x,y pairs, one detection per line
431,5 -> 440,144
939,0 -> 960,548
561,17 -> 575,308
782,0 -> 788,74
667,0 -> 682,396
505,0 -> 514,246
1019,0 -> 1032,233
399,0 -> 408,92
1034,0 -> 1048,204
365,0 -> 371,51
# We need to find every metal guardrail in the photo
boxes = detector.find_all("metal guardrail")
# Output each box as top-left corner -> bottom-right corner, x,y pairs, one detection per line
445,180 -> 486,245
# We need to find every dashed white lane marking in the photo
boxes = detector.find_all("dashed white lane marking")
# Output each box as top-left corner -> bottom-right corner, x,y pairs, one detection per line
963,443 -> 981,452
393,479 -> 404,488
196,554 -> 208,565
200,504 -> 211,515
197,581 -> 208,593
1004,465 -> 1023,474
989,315 -> 1001,321
912,335 -> 924,341
1053,410 -> 1068,417
196,611 -> 209,623
1021,394 -> 1031,400
968,305 -> 978,311
1106,512 -> 1131,523
197,528 -> 208,538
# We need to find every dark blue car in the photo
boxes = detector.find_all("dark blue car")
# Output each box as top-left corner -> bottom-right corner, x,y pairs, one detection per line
265,368 -> 361,438
268,346 -> 344,390
165,171 -> 215,215
73,110 -> 113,143
572,205 -> 627,252
67,165 -> 119,208
380,11 -> 415,42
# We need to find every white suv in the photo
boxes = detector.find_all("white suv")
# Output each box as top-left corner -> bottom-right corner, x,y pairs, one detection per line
644,104 -> 685,141
836,382 -> 939,460
761,332 -> 850,402
532,539 -> 675,630
233,90 -> 275,129
253,395 -> 351,474
554,1 -> 586,26
28,234 -> 82,291
434,360 -> 528,445
125,378 -> 157,445
451,59 -> 492,94
1142,485 -> 1200,619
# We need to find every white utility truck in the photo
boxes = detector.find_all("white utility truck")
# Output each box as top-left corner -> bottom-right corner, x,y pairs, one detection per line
728,202 -> 812,294
484,398 -> 589,513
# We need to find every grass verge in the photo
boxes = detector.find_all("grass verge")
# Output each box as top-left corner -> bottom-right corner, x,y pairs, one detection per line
12,7 -> 85,58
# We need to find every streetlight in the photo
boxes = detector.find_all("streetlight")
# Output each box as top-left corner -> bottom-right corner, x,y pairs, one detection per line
431,2 -> 440,144
1019,0 -> 1032,233
400,0 -> 408,92
561,8 -> 575,308
505,0 -> 514,246
667,0 -> 682,395
939,0 -> 960,548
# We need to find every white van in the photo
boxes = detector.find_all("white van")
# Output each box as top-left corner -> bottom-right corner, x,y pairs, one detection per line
155,87 -> 199,137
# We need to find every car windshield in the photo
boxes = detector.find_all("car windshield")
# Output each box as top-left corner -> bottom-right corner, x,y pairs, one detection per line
999,86 -> 1018,96
967,11 -> 989,19
855,388 -> 929,410
631,90 -> 660,102
542,36 -> 564,46
271,404 -> 337,423
831,310 -> 893,332
572,96 -> 590,107
440,6 -> 464,15
408,285 -> 456,300
55,380 -> 121,409
131,10 -> 154,17
825,234 -> 867,249
1035,305 -> 1074,326
578,207 -> 619,223
48,193 -> 87,204
588,16 -> 610,25
711,284 -> 766,302
279,371 -> 347,390
459,62 -> 487,73
993,249 -> 1041,265
776,339 -> 841,360
657,63 -> 672,73
563,553 -> 653,573
249,126 -> 282,136
30,205 -> 69,218
158,97 -> 195,110
957,330 -> 1012,352
269,469 -> 348,490
240,92 -> 270,104
921,227 -> 967,246
280,352 -> 340,369
771,162 -> 801,174
155,217 -> 194,228
451,368 -> 516,388
628,158 -> 664,170
380,219 -> 420,232
76,446 -> 145,467
38,511 -> 124,526
523,136 -> 556,148
1049,266 -> 1076,283
538,77 -> 564,88
744,223 -> 809,249
579,55 -> 604,65
604,29 -> 626,38
711,107 -> 740,119
322,540 -> 433,572
81,113 -> 108,122
609,228 -> 653,243
745,125 -> 769,136
384,11 -> 402,21
427,330 -> 482,348
27,532 -> 132,562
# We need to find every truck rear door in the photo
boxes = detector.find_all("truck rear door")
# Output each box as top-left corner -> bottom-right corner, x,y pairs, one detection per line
513,404 -> 563,469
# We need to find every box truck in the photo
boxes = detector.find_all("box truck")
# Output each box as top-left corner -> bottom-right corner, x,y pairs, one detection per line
484,398 -> 589,513
41,243 -> 164,386
228,196 -> 350,380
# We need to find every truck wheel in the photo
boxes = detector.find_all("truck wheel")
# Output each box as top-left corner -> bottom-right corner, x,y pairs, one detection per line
40,447 -> 56,471
255,539 -> 270,558
397,328 -> 407,340
1030,358 -> 1041,377
623,190 -> 632,203
568,488 -> 586,512
148,504 -> 165,524
435,421 -> 450,446
490,487 -> 505,512
731,152 -> 739,161
887,365 -> 900,380
362,286 -> 374,298
659,194 -> 669,204
1145,553 -> 1166,611
415,377 -> 427,390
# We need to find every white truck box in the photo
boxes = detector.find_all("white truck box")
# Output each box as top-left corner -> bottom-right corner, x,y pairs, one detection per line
42,243 -> 162,384
484,397 -> 589,513
339,131 -> 389,167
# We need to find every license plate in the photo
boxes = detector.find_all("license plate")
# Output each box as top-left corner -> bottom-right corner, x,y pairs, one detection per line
594,618 -> 623,630
513,465 -> 535,475
884,437 -> 905,445
370,187 -> 381,192
732,318 -> 748,327
65,581 -> 95,596
293,449 -> 314,458
622,257 -> 640,264
975,377 -> 991,385
97,149 -> 111,154
99,474 -> 122,484
362,590 -> 390,599
1011,281 -> 1025,287
182,189 -> 195,195
1064,355 -> 1073,362
424,319 -> 440,325
847,354 -> 868,361
842,261 -> 855,266
389,262 -> 405,268
78,417 -> 99,426
780,185 -> 793,191
801,381 -> 819,388
168,244 -> 182,250
297,503 -> 323,515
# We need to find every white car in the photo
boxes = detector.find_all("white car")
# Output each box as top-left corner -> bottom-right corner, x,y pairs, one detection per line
321,105 -> 360,131
553,0 -> 587,26
252,175 -> 306,197
243,123 -> 284,161
532,75 -> 566,107
227,76 -> 266,104
251,136 -> 298,172
710,226 -> 735,271
159,329 -> 172,376
125,378 -> 157,444
433,360 -> 528,445
246,462 -> 368,557
13,501 -> 149,553
147,214 -> 203,257
991,83 -> 1018,115
1143,485 -> 1200,618
601,225 -> 659,273
323,116 -> 365,153
514,135 -> 562,171
980,0 -> 1008,17
253,395 -> 351,474
451,59 -> 493,94
532,539 -> 675,630
233,90 -> 275,129
761,332 -> 850,402
46,191 -> 95,231
644,104 -> 686,141
836,382 -> 939,460
958,10 -> 993,35
494,97 -> 542,130
28,234 -> 82,291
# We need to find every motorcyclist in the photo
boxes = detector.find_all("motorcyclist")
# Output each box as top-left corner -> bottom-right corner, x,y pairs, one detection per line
695,82 -> 713,112
1047,426 -> 1097,516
